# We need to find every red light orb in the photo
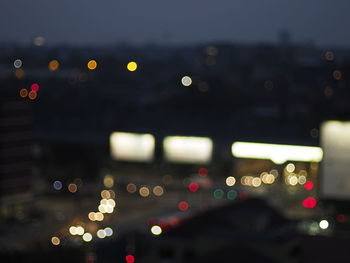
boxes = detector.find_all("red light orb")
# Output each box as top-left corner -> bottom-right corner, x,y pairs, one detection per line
336,214 -> 345,223
31,83 -> 39,92
188,182 -> 199,192
125,255 -> 135,263
239,191 -> 248,200
302,197 -> 317,208
304,181 -> 314,191
178,201 -> 189,211
198,168 -> 208,177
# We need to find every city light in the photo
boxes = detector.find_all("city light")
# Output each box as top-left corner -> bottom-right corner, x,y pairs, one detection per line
231,142 -> 323,164
178,201 -> 189,211
69,226 -> 77,235
87,60 -> 97,70
97,229 -> 106,239
181,76 -> 192,86
103,174 -> 114,188
304,181 -> 314,191
76,226 -> 84,235
82,232 -> 92,242
127,61 -> 137,71
125,255 -> 135,263
226,176 -> 236,186
126,183 -> 137,194
319,220 -> 329,229
28,90 -> 37,100
139,186 -> 150,197
150,225 -> 162,235
110,132 -> 155,162
213,189 -> 224,199
104,227 -> 113,236
48,60 -> 59,71
68,183 -> 77,193
14,59 -> 22,68
198,168 -> 208,177
188,182 -> 199,192
19,88 -> 28,98
53,180 -> 62,190
51,236 -> 60,246
163,136 -> 213,164
153,186 -> 164,196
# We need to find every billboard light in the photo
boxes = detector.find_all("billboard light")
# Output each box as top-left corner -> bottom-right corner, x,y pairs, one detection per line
231,141 -> 323,164
110,132 -> 155,162
163,136 -> 213,164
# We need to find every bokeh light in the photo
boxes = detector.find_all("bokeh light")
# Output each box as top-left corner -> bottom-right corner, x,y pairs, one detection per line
127,183 -> 137,194
151,225 -> 162,235
15,69 -> 25,79
103,175 -> 114,188
178,201 -> 189,211
28,91 -> 37,100
227,190 -> 238,200
302,197 -> 317,208
82,232 -> 92,242
48,60 -> 60,71
51,236 -> 60,246
104,227 -> 113,236
304,181 -> 314,191
319,220 -> 329,229
139,186 -> 150,197
19,88 -> 28,98
181,76 -> 192,86
198,168 -> 208,177
87,60 -> 97,70
101,190 -> 111,199
188,182 -> 199,192
125,255 -> 135,263
127,61 -> 137,71
153,185 -> 164,196
97,229 -> 106,239
225,176 -> 236,186
14,59 -> 22,69
213,189 -> 224,199
31,83 -> 39,92
53,180 -> 62,190
68,183 -> 77,193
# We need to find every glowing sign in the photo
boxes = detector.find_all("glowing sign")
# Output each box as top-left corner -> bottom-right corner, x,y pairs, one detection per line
231,141 -> 323,164
320,121 -> 350,200
163,136 -> 213,164
110,132 -> 155,162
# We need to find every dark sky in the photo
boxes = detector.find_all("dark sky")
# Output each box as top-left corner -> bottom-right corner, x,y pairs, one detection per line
1,0 -> 349,47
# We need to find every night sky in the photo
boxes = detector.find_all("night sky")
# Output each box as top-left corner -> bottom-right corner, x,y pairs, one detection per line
1,0 -> 349,46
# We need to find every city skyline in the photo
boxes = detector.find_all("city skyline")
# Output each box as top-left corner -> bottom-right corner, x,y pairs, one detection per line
1,0 -> 350,47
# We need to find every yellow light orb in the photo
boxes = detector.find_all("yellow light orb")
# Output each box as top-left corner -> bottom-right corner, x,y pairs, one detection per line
127,61 -> 137,71
139,186 -> 150,197
153,186 -> 164,196
88,212 -> 96,221
286,163 -> 295,173
87,60 -> 97,70
151,225 -> 162,235
76,226 -> 85,236
51,236 -> 60,245
48,60 -> 60,71
69,226 -> 77,235
97,229 -> 106,239
252,177 -> 262,187
225,176 -> 236,186
95,212 -> 104,221
104,175 -> 114,188
101,190 -> 111,199
82,232 -> 92,242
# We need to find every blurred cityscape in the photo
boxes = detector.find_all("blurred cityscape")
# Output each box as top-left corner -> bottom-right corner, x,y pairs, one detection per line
1,38 -> 350,262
